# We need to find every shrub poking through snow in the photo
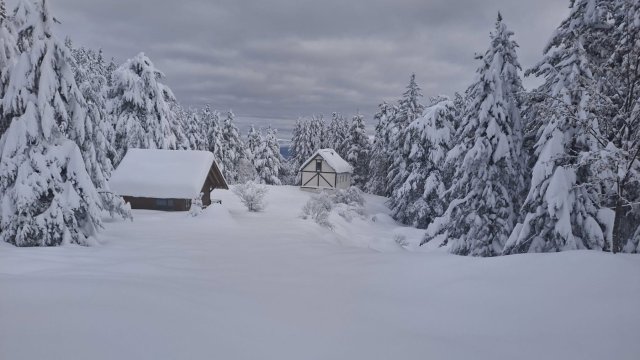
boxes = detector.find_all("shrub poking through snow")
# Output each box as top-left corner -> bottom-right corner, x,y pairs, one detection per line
188,193 -> 204,217
333,186 -> 365,207
301,192 -> 334,229
394,234 -> 409,248
233,181 -> 268,212
332,187 -> 366,222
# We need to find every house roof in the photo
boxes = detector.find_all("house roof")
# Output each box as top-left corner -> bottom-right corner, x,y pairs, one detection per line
109,149 -> 228,199
299,148 -> 353,173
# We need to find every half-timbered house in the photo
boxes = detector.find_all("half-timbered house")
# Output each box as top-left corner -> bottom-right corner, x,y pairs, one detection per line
299,149 -> 352,190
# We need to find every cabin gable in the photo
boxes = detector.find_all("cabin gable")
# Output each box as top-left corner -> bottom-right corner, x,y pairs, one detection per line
299,150 -> 352,190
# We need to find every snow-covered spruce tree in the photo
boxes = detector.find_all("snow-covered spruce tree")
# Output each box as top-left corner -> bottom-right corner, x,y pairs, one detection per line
220,110 -> 245,183
388,98 -> 456,228
265,126 -> 289,184
68,42 -> 130,219
366,102 -> 397,196
612,0 -> 640,253
327,112 -> 349,156
423,14 -> 525,256
170,103 -> 191,150
451,92 -> 466,134
0,0 -> 17,137
108,52 -> 177,165
345,113 -> 370,188
289,117 -> 303,166
573,0 -> 640,253
386,74 -> 425,198
253,127 -> 282,185
309,114 -> 326,150
503,3 -> 611,254
170,104 -> 187,149
0,0 -> 103,246
290,117 -> 315,168
590,0 -> 640,252
203,105 -> 223,161
245,125 -> 262,175
184,107 -> 207,150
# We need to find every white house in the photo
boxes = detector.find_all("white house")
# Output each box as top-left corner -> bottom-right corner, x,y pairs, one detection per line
299,149 -> 353,190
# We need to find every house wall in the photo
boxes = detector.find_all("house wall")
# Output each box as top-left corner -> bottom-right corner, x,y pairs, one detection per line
335,173 -> 351,189
300,155 -> 339,189
124,196 -> 192,211
201,181 -> 213,206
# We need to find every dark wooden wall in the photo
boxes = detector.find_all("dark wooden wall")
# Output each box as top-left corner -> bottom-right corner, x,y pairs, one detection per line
123,196 -> 192,211
121,162 -> 226,211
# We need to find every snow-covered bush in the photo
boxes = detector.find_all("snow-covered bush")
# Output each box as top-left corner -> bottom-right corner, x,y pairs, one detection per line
332,186 -> 365,207
301,192 -> 334,229
332,187 -> 365,222
233,181 -> 268,212
188,193 -> 203,217
394,234 -> 409,247
333,203 -> 365,222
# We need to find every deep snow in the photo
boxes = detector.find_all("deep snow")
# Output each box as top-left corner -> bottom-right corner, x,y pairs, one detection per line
1,186 -> 639,360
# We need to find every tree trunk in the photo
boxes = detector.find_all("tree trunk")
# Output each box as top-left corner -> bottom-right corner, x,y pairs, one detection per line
612,196 -> 623,254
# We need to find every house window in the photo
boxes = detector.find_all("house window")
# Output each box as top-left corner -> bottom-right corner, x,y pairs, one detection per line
155,199 -> 174,208
315,160 -> 322,172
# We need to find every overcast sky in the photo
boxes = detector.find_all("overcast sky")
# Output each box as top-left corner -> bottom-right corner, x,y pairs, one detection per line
13,0 -> 569,134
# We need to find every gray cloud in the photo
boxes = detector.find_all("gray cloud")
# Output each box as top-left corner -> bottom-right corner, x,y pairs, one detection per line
11,0 -> 570,131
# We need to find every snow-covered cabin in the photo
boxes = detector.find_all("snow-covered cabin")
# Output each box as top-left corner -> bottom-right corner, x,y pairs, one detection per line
109,149 -> 228,211
299,149 -> 353,190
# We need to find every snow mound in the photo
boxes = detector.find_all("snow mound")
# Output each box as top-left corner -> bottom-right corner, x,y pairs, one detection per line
200,203 -> 236,225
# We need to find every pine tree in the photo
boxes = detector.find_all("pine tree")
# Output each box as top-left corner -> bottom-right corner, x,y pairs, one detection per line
309,114 -> 326,150
289,118 -> 303,165
366,102 -> 397,196
171,103 -> 191,150
0,0 -> 17,137
504,2 -> 611,254
327,112 -> 348,155
424,14 -> 526,256
202,105 -> 224,163
181,108 -> 206,150
108,52 -> 177,165
68,42 -> 130,219
389,98 -> 456,228
0,0 -> 103,246
345,113 -> 370,188
245,125 -> 262,179
596,0 -> 640,253
254,126 -> 282,185
220,110 -> 245,183
290,117 -> 315,169
387,74 -> 425,198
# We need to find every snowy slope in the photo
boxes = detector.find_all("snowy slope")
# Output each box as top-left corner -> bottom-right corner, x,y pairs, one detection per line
0,186 -> 639,360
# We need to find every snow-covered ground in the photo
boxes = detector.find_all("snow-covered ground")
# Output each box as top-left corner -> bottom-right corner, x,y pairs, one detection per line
1,186 -> 639,360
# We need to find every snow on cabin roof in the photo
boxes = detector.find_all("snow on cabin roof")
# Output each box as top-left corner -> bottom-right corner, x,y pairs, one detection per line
109,149 -> 224,199
299,148 -> 353,173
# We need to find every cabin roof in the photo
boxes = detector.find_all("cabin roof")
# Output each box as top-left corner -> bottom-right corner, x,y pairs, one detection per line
299,148 -> 353,173
109,149 -> 228,199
